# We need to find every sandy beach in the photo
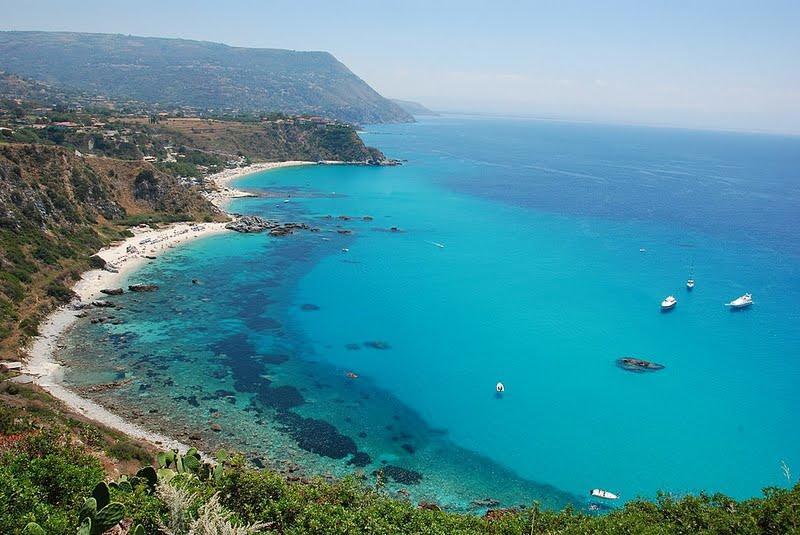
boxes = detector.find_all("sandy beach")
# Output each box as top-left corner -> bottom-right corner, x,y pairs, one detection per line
22,160 -> 312,450
204,161 -> 315,208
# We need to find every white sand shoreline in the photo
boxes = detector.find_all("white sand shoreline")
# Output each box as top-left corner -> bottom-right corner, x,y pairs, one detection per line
21,160 -> 314,450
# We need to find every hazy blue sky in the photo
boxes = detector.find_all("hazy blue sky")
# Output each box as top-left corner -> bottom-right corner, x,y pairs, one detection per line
2,0 -> 799,133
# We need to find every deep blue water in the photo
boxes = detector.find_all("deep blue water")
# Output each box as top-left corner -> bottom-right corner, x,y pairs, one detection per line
61,116 -> 800,510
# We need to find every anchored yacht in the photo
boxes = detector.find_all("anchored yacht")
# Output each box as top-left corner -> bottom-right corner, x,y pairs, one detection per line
661,295 -> 677,311
726,293 -> 753,309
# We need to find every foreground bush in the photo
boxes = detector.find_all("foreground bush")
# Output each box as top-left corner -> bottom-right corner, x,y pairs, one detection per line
0,424 -> 798,534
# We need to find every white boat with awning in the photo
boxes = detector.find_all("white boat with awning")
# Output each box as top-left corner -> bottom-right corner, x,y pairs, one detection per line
590,488 -> 619,500
726,293 -> 753,309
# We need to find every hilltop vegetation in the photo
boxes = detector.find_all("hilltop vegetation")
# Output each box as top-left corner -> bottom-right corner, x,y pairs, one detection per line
135,116 -> 386,164
0,32 -> 413,125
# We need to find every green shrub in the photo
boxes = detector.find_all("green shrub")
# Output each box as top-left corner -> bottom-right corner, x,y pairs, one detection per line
104,440 -> 151,463
0,431 -> 104,534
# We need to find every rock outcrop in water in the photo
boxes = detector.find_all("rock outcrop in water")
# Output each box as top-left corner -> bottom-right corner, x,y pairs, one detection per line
226,215 -> 314,236
129,284 -> 159,292
100,288 -> 124,295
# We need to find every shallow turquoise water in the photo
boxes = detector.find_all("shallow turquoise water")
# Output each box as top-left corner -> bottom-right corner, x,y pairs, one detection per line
62,116 -> 800,510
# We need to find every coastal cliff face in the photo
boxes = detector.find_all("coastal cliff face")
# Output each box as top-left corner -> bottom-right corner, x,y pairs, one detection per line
0,143 -> 217,354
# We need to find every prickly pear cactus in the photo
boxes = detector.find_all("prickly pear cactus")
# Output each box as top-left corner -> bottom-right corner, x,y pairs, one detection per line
22,522 -> 46,535
79,497 -> 97,523
158,468 -> 176,483
92,502 -> 125,535
92,481 -> 110,510
77,517 -> 92,535
136,466 -> 158,487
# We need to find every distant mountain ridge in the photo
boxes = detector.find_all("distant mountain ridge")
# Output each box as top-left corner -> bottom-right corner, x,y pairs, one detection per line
391,99 -> 439,116
0,31 -> 413,125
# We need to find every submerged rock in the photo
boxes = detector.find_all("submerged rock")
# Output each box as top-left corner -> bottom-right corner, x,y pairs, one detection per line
470,497 -> 501,508
92,300 -> 115,308
364,340 -> 391,350
616,357 -> 665,372
300,303 -> 320,311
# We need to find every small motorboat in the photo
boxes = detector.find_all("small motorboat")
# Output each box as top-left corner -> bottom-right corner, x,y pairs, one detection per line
429,241 -> 445,249
686,278 -> 695,290
616,357 -> 665,372
590,488 -> 619,500
496,382 -> 505,393
726,293 -> 753,309
661,295 -> 677,311
346,371 -> 358,379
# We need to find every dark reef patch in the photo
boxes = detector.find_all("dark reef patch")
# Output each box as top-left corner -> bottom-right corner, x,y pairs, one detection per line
261,353 -> 290,364
347,451 -> 372,467
300,303 -> 320,311
275,410 -> 358,460
374,465 -> 423,485
243,316 -> 283,331
257,385 -> 305,410
212,333 -> 267,392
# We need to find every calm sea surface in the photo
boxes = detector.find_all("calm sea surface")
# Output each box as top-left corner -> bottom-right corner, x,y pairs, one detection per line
61,116 -> 800,510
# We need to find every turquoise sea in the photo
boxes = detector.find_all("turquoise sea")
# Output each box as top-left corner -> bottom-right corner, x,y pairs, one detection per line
61,116 -> 800,511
